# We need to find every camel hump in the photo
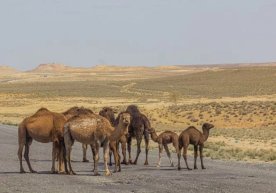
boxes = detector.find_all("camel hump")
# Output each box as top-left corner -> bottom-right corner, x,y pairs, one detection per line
126,105 -> 140,115
34,107 -> 50,115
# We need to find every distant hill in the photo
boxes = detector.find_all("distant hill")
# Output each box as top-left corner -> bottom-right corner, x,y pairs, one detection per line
0,65 -> 19,74
29,63 -> 73,73
22,62 -> 276,74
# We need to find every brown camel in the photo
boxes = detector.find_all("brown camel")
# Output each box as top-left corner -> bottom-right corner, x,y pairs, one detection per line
98,107 -> 129,166
18,106 -> 92,173
64,112 -> 130,176
178,123 -> 214,170
149,128 -> 180,168
126,105 -> 151,165
82,107 -> 118,163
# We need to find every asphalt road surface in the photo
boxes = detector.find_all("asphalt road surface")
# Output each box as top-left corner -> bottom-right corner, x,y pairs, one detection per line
0,124 -> 275,193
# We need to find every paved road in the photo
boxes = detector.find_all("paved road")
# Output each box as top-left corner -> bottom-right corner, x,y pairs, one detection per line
0,124 -> 275,193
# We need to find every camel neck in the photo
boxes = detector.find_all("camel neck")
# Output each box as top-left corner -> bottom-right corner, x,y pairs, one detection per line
109,122 -> 127,141
202,129 -> 210,142
150,131 -> 158,142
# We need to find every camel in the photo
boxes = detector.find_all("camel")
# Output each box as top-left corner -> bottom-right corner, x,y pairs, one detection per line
98,107 -> 129,166
82,107 -> 118,163
149,128 -> 180,168
126,105 -> 151,165
17,106 -> 92,174
178,123 -> 214,170
63,111 -> 130,176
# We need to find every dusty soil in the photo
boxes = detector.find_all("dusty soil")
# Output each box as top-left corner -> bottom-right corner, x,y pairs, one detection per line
0,125 -> 275,193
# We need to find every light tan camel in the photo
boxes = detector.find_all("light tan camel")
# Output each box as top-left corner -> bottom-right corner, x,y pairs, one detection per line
64,112 -> 130,176
82,107 -> 117,163
18,106 -> 92,173
98,107 -> 129,165
178,123 -> 214,170
149,128 -> 180,168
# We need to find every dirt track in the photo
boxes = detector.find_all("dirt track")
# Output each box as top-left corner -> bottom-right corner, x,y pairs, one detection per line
0,124 -> 275,193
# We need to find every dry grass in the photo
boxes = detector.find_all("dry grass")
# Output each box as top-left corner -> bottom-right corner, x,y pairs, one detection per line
0,65 -> 276,163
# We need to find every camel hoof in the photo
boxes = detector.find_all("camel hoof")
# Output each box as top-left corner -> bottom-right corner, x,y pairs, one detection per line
69,171 -> 76,175
94,172 -> 100,176
121,160 -> 127,165
144,161 -> 149,165
202,167 -> 206,170
187,168 -> 192,170
129,160 -> 133,164
178,167 -> 181,171
58,171 -> 66,174
156,164 -> 160,168
194,167 -> 198,170
83,159 -> 89,162
104,171 -> 112,176
30,170 -> 37,173
51,170 -> 58,174
20,170 -> 26,174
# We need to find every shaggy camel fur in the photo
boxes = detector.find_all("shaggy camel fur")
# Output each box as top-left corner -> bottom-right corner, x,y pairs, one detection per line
149,128 -> 180,168
178,123 -> 214,170
64,112 -> 130,176
98,107 -> 129,166
18,106 -> 91,173
82,107 -> 117,163
126,105 -> 151,165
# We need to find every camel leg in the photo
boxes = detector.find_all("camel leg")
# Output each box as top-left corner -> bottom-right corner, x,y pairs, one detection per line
82,144 -> 89,162
109,141 -> 119,172
109,150 -> 113,166
115,141 -> 121,172
121,141 -> 127,165
90,144 -> 96,172
194,145 -> 198,169
183,145 -> 192,170
157,144 -> 163,167
174,141 -> 181,170
133,136 -> 142,165
199,145 -> 206,169
64,134 -> 75,175
164,144 -> 174,167
23,137 -> 36,173
103,140 -> 111,176
18,143 -> 25,173
127,136 -> 133,164
61,141 -> 69,174
93,142 -> 100,176
18,124 -> 27,173
144,133 -> 150,165
51,142 -> 59,174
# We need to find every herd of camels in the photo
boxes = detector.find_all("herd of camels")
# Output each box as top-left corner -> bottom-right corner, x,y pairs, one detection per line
18,105 -> 214,176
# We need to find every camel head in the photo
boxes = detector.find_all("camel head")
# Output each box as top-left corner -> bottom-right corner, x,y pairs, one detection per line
126,105 -> 140,115
202,123 -> 214,130
99,107 -> 116,126
116,112 -> 130,134
63,106 -> 93,120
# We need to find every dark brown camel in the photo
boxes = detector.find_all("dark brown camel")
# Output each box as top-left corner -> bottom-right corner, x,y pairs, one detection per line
17,106 -> 92,173
126,105 -> 151,165
149,128 -> 180,168
178,123 -> 214,170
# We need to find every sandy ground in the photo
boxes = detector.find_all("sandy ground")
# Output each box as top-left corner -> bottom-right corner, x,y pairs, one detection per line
0,124 -> 276,193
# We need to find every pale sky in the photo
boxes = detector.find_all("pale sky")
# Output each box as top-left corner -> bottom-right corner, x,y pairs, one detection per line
1,0 -> 276,70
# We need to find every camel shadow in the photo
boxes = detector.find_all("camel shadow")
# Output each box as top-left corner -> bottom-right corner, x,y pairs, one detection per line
0,171 -> 21,175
